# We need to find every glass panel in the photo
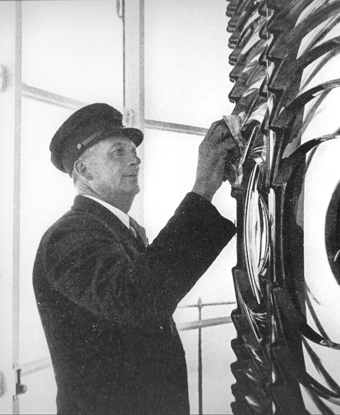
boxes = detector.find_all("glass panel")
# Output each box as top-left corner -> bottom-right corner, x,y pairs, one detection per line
283,139 -> 340,411
302,87 -> 340,143
22,0 -> 123,107
145,0 -> 234,127
244,164 -> 269,303
300,50 -> 340,96
304,139 -> 340,342
297,14 -> 340,97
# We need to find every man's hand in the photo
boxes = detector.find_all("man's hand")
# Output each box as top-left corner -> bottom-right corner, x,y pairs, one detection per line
192,120 -> 240,202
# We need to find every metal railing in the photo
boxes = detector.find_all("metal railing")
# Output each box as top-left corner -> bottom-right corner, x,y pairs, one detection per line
177,298 -> 235,415
17,299 -> 235,414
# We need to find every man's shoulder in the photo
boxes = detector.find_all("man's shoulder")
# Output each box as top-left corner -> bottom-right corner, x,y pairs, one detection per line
41,195 -> 129,246
40,210 -> 83,244
40,198 -> 106,240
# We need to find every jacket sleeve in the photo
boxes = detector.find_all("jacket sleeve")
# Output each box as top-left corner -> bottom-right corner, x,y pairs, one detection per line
38,192 -> 236,326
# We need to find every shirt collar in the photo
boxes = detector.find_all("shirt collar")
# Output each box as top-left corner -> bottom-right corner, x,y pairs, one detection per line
82,195 -> 130,229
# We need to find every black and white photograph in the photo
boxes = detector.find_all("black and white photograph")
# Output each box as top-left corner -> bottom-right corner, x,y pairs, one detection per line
1,1 -> 340,414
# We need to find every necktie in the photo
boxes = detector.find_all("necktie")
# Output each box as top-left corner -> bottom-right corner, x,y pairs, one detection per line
129,223 -> 138,238
129,217 -> 148,247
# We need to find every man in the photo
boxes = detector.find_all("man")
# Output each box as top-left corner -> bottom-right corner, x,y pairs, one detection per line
33,103 -> 237,414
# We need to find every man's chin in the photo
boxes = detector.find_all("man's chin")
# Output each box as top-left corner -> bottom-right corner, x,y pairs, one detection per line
128,184 -> 140,196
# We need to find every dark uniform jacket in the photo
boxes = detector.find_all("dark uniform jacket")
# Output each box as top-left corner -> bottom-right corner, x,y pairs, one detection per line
33,192 -> 235,415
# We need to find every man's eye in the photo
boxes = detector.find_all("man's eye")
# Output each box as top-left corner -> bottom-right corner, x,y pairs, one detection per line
112,149 -> 124,155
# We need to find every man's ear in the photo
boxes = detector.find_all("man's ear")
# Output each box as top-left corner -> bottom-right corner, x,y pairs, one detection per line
73,160 -> 93,180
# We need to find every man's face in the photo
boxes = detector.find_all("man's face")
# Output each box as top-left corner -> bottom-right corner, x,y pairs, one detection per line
84,135 -> 141,203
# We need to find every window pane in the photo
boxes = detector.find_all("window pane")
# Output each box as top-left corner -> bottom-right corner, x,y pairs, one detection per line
143,129 -> 199,241
143,128 -> 236,305
22,0 -> 123,107
145,0 -> 234,127
19,368 -> 57,414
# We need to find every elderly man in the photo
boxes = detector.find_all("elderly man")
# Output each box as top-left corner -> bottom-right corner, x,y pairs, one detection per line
33,103 -> 237,415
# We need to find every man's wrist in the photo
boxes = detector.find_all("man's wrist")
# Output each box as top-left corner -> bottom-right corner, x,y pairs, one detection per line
191,183 -> 214,202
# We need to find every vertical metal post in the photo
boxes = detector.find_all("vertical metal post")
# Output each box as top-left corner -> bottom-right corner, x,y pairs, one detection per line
122,0 -> 145,225
198,297 -> 203,415
0,1 -> 22,414
122,0 -> 145,127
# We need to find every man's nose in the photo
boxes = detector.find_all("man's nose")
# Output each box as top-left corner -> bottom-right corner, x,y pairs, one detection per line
130,153 -> 141,165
